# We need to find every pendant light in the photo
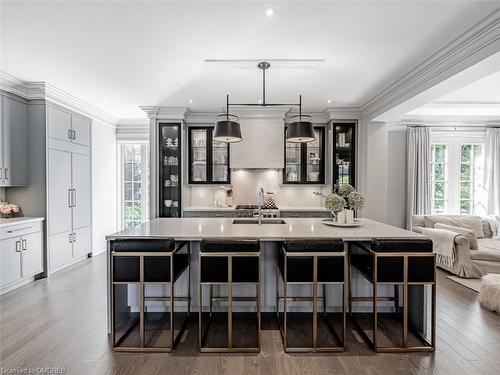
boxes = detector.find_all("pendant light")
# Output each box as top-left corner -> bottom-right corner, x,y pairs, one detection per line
213,94 -> 242,143
216,61 -> 314,143
285,95 -> 315,143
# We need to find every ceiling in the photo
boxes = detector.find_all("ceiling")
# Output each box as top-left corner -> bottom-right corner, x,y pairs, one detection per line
1,1 -> 499,119
407,70 -> 500,116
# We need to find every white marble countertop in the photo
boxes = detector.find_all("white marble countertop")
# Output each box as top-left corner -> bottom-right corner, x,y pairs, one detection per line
106,217 -> 423,241
183,206 -> 328,211
0,217 -> 45,228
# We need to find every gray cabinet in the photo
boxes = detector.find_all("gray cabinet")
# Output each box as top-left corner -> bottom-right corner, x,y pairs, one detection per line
47,105 -> 91,146
0,94 -> 28,186
0,220 -> 44,295
280,210 -> 331,218
183,210 -> 234,218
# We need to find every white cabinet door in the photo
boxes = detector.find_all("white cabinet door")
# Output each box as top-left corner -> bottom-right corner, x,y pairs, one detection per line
48,106 -> 72,143
1,95 -> 28,186
0,96 -> 4,185
71,115 -> 91,147
49,231 -> 72,268
72,226 -> 91,258
72,153 -> 91,229
21,231 -> 43,277
48,149 -> 73,235
0,237 -> 21,286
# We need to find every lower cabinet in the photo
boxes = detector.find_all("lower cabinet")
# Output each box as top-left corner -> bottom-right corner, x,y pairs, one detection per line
49,226 -> 91,271
0,220 -> 44,295
280,210 -> 331,218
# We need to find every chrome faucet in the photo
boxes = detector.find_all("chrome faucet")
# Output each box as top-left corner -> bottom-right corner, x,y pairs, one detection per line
257,187 -> 265,225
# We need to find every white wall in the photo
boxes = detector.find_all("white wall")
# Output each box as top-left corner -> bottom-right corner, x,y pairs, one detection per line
91,119 -> 117,254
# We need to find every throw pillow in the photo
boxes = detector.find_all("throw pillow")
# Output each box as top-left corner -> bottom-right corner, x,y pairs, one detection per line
434,223 -> 479,250
424,215 -> 485,238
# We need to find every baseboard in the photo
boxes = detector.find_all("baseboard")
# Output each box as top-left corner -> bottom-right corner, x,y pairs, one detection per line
49,254 -> 90,275
0,276 -> 37,296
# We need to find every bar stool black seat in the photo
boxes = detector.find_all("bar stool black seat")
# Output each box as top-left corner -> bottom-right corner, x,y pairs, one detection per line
349,238 -> 436,353
199,239 -> 261,353
111,238 -> 190,352
276,239 -> 346,352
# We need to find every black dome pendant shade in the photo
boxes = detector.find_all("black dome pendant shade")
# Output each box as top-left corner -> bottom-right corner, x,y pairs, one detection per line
286,116 -> 315,143
285,95 -> 315,143
214,95 -> 242,143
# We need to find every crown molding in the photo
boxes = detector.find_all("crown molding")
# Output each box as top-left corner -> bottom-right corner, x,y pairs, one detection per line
361,8 -> 500,121
0,71 -> 117,126
140,106 -> 190,121
400,114 -> 500,127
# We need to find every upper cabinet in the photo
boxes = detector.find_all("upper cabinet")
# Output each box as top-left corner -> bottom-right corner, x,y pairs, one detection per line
333,122 -> 356,187
0,93 -> 28,186
188,127 -> 230,184
284,127 -> 325,184
47,105 -> 91,147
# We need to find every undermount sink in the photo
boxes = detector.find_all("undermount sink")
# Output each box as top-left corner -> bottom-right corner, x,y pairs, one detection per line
232,218 -> 287,225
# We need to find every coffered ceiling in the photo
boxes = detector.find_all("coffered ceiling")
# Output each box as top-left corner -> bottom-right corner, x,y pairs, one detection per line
1,1 -> 499,118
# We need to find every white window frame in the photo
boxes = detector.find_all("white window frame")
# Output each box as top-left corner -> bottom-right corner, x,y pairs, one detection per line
117,140 -> 150,230
431,132 -> 486,215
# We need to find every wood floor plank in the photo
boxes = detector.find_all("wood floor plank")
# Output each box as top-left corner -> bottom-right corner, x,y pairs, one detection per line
2,253 -> 500,375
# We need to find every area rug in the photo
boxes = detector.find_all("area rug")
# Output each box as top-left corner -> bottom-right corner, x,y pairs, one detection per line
446,275 -> 481,292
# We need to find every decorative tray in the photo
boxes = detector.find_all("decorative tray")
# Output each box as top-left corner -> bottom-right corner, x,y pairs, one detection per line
322,219 -> 364,228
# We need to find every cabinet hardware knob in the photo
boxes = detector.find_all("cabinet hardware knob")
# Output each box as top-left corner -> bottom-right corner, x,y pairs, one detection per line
4,168 -> 8,180
73,130 -> 76,140
68,129 -> 72,139
69,233 -> 73,243
68,189 -> 72,208
15,241 -> 21,252
22,239 -> 27,251
0,168 -> 2,179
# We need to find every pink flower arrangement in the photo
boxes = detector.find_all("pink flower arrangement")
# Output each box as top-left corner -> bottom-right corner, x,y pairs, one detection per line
0,200 -> 20,217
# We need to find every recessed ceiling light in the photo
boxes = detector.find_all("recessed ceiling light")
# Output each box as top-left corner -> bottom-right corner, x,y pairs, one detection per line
265,7 -> 274,17
258,99 -> 262,103
189,98 -> 193,104
327,99 -> 335,104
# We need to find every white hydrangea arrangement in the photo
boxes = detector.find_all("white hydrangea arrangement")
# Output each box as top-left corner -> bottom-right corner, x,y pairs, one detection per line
314,184 -> 365,212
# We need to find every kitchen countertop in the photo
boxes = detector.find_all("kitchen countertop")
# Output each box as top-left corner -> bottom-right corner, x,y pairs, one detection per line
106,217 -> 423,241
0,216 -> 45,228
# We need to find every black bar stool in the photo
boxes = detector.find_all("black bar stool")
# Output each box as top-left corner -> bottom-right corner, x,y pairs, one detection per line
349,238 -> 436,353
111,239 -> 190,352
276,239 -> 346,352
199,239 -> 261,353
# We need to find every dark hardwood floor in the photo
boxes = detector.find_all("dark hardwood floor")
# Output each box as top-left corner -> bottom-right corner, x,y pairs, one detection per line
1,253 -> 499,375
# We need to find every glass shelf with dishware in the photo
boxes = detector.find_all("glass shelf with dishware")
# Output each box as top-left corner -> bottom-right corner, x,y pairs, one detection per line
188,126 -> 230,184
159,123 -> 182,217
333,122 -> 356,187
283,126 -> 325,184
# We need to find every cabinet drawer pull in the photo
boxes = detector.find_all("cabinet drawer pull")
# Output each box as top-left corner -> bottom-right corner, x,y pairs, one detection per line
68,129 -> 72,139
68,189 -> 72,208
215,214 -> 224,217
69,233 -> 73,243
15,241 -> 21,252
6,226 -> 33,233
73,233 -> 76,242
72,189 -> 77,207
22,239 -> 27,251
72,130 -> 76,140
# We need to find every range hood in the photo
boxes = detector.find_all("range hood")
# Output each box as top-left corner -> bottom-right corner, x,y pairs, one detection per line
229,118 -> 284,169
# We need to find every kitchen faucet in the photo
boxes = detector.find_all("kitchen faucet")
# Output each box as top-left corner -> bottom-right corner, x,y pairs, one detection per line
257,187 -> 265,225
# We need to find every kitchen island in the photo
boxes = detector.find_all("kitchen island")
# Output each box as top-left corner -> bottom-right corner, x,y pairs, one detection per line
106,217 -> 427,332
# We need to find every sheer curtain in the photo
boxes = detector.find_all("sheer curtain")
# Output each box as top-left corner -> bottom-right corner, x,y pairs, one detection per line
484,128 -> 500,215
406,126 -> 431,229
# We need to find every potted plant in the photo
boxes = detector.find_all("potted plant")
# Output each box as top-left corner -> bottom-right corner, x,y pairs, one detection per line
315,184 -> 365,223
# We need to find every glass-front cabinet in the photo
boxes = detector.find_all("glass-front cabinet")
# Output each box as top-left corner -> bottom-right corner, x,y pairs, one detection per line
284,127 -> 325,184
159,123 -> 181,217
188,127 -> 230,184
333,122 -> 356,187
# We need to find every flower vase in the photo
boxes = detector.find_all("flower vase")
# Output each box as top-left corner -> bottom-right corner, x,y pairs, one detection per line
345,209 -> 354,224
226,196 -> 233,207
336,210 -> 346,224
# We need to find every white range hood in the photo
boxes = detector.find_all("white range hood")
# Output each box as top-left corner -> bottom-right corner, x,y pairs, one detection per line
229,117 -> 284,169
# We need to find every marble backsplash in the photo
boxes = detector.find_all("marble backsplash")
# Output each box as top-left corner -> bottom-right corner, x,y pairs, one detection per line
186,169 -> 331,208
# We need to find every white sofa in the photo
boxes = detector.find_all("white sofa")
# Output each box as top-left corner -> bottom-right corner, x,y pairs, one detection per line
413,215 -> 500,278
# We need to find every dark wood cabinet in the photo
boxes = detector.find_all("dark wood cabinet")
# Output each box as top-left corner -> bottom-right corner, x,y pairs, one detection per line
283,127 -> 325,184
159,123 -> 181,217
188,127 -> 230,184
333,122 -> 356,187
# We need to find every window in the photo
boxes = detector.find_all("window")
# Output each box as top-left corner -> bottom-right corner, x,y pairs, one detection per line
119,143 -> 149,229
430,133 -> 486,216
431,144 -> 448,214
